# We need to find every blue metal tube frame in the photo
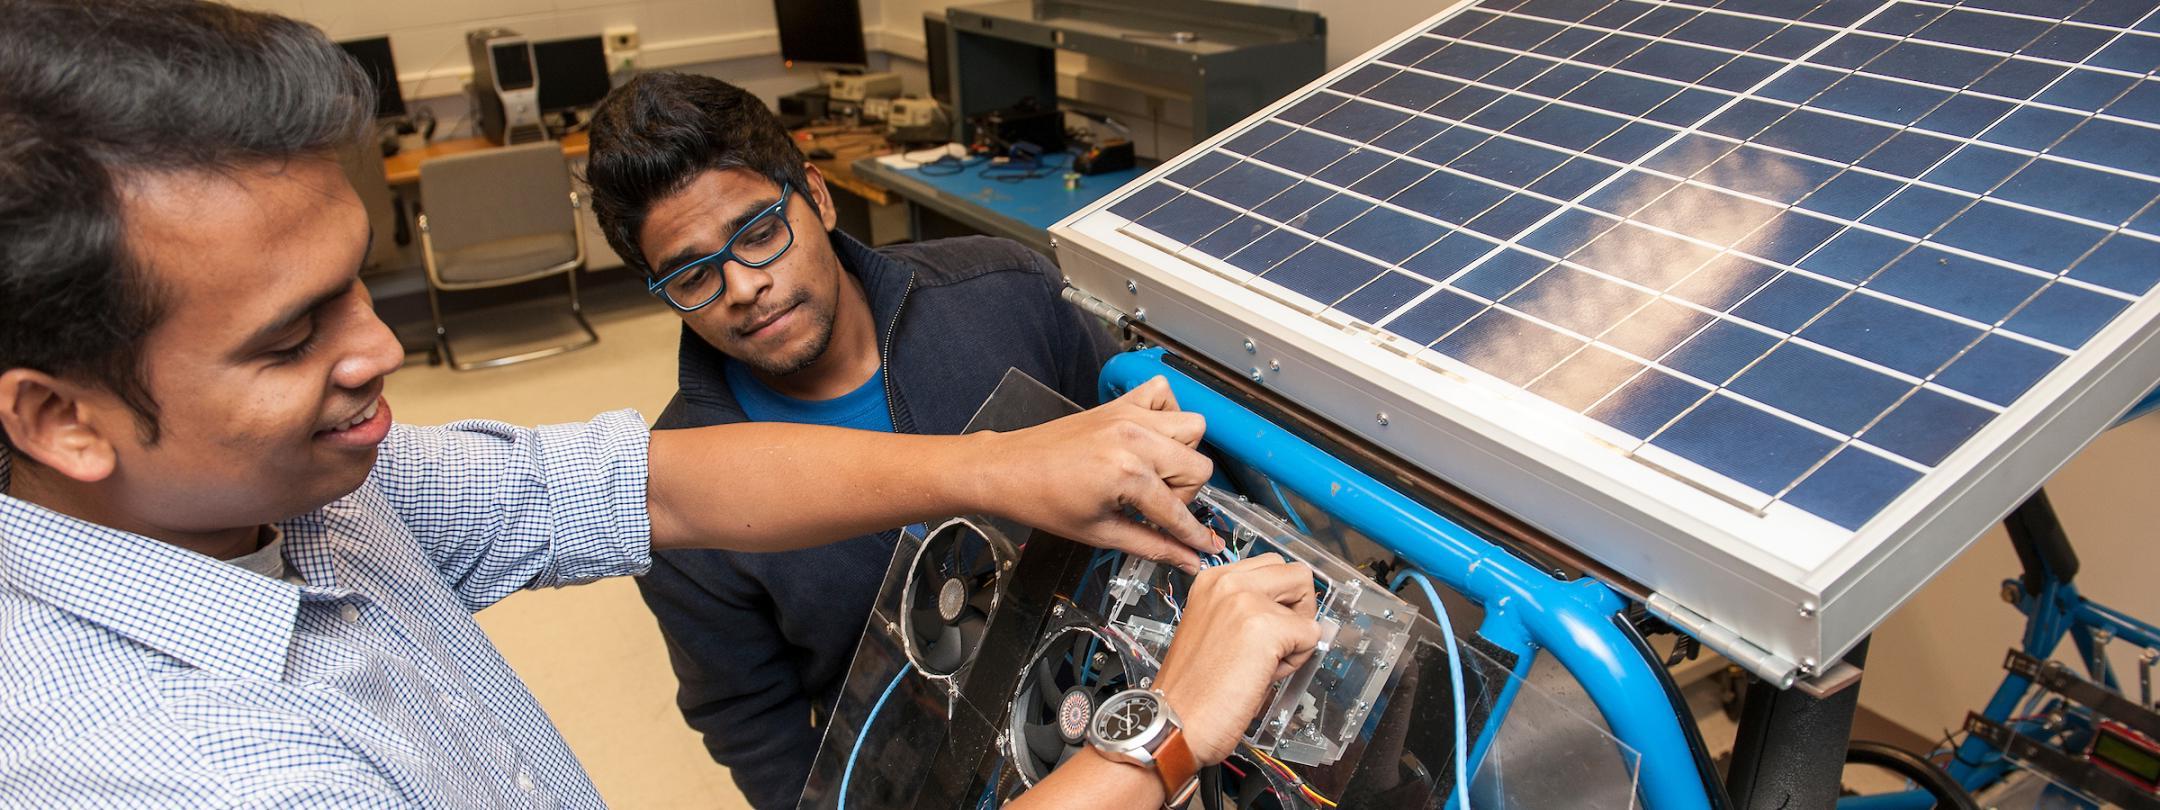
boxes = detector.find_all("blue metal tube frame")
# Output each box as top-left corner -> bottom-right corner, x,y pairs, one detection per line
1101,350 -> 1712,810
1839,571 -> 2160,809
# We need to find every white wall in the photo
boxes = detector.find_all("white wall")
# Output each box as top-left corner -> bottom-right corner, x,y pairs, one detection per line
236,0 -> 898,101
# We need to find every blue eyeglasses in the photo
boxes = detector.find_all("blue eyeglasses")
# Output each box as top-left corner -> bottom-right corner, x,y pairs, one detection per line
647,184 -> 797,312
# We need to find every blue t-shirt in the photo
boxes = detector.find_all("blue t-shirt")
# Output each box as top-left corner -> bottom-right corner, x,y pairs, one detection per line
723,360 -> 896,433
723,361 -> 923,538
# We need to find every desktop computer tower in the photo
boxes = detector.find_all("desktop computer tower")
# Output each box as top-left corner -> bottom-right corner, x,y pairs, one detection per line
466,28 -> 547,145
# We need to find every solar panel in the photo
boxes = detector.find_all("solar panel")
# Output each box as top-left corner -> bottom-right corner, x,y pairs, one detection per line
1055,0 -> 2160,681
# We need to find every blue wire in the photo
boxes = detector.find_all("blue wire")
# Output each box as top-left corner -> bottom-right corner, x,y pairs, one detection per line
1265,478 -> 1315,535
840,666 -> 911,810
1391,570 -> 1473,810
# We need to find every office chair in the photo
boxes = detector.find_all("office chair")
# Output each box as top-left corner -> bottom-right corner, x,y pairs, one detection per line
334,139 -> 405,270
416,141 -> 597,370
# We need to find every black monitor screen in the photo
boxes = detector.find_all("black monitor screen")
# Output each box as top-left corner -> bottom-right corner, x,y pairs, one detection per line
338,36 -> 407,119
535,36 -> 612,112
923,12 -> 951,104
491,41 -> 534,91
774,0 -> 867,66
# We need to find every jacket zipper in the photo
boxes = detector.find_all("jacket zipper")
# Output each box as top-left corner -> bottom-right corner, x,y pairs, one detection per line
881,274 -> 916,434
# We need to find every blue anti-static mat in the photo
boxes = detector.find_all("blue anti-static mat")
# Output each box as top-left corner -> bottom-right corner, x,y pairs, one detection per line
894,158 -> 1148,232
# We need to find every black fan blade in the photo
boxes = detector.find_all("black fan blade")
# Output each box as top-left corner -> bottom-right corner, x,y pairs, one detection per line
1095,648 -> 1125,682
923,624 -> 965,672
1058,741 -> 1083,767
1035,655 -> 1063,714
911,608 -> 944,638
967,573 -> 999,613
1069,634 -> 1093,679
956,615 -> 985,660
1024,719 -> 1066,764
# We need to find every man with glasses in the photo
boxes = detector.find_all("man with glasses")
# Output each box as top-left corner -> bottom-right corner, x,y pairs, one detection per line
0,2 -> 1323,806
583,73 -> 1125,808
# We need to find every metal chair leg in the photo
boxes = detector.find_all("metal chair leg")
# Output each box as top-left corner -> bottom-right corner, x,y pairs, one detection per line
431,269 -> 600,372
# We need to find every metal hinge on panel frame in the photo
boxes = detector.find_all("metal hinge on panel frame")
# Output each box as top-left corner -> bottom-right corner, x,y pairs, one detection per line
1062,286 -> 1135,332
1648,593 -> 1808,691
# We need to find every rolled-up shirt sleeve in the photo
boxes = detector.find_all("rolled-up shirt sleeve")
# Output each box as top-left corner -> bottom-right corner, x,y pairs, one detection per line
368,409 -> 652,612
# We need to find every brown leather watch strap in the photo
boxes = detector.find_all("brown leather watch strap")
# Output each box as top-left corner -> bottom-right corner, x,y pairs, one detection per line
1155,727 -> 1202,808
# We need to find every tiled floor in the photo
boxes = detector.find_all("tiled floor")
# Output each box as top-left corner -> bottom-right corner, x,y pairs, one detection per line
382,288 -> 750,809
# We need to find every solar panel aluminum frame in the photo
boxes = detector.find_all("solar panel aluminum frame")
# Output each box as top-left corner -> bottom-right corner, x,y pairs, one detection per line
1052,1 -> 2160,685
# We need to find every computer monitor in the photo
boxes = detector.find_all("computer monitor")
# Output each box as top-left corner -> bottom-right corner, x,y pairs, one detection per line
922,11 -> 951,105
534,36 -> 612,112
773,0 -> 867,67
338,36 -> 407,119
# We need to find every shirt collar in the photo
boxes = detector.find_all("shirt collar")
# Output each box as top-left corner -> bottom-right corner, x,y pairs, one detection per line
0,455 -> 305,682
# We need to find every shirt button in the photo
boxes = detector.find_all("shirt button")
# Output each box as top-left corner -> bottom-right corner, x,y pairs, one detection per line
339,604 -> 361,623
515,770 -> 537,792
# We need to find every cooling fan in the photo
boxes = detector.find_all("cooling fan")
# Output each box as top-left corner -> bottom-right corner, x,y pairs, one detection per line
1005,619 -> 1151,787
898,517 -> 1013,678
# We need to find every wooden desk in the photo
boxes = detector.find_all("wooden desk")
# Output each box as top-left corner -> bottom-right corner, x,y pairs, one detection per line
382,132 -> 590,185
795,129 -> 895,206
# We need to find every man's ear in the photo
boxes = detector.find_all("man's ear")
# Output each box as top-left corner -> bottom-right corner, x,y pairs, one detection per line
803,163 -> 840,232
0,368 -> 118,482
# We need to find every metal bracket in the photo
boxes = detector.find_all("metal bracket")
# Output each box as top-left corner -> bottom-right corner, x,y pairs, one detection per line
2004,649 -> 2160,740
1965,712 -> 2160,810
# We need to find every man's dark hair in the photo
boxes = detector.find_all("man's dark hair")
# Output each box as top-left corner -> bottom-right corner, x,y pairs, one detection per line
584,72 -> 814,277
0,0 -> 373,448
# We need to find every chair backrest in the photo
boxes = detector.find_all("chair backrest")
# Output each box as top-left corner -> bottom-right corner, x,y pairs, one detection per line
335,139 -> 401,273
418,141 -> 576,257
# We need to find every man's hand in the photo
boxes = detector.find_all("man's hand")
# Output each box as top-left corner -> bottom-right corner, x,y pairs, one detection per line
970,376 -> 1220,571
1154,554 -> 1323,764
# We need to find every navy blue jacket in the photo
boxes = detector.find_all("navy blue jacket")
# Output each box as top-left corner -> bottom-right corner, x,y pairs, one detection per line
637,231 -> 1115,810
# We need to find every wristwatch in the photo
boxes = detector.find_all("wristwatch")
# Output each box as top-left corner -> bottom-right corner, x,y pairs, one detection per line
1087,688 -> 1202,808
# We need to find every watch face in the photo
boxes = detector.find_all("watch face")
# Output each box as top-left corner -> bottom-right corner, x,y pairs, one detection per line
1097,693 -> 1158,743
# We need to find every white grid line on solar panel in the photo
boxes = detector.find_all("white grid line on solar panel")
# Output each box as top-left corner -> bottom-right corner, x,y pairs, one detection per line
1337,72 -> 2160,303
1116,0 -> 2136,380
1123,0 -> 2134,367
1328,81 -> 2160,294
1607,0 -> 2160,503
1180,116 -> 2097,368
1336,20 -> 2160,279
1116,171 -> 1957,515
1630,0 -> 2160,79
1485,2 -> 2160,105
1398,4 -> 2160,182
1304,83 -> 2149,304
1406,14 -> 2160,182
1896,0 -> 2160,37
1113,207 -> 1943,510
1117,212 -> 1945,499
1658,0 -> 2160,42
1236,94 -> 2132,346
1150,145 -> 2062,395
1363,41 -> 2160,250
1132,174 -> 2001,455
1366,50 -> 2160,236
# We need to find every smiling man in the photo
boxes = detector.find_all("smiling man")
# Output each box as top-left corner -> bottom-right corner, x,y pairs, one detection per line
581,73 -> 1119,809
0,1 -> 1320,806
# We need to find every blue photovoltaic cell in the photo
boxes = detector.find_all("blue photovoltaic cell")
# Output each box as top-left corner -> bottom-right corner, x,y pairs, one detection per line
1108,0 -> 2160,531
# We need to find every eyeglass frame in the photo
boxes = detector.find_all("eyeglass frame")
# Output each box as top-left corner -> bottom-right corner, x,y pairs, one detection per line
644,183 -> 798,312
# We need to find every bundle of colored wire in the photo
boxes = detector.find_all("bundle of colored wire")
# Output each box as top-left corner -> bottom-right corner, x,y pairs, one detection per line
1242,745 -> 1338,808
1391,570 -> 1473,810
840,665 -> 912,810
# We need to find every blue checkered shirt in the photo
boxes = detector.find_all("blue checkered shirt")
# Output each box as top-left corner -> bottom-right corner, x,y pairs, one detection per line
0,412 -> 653,808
